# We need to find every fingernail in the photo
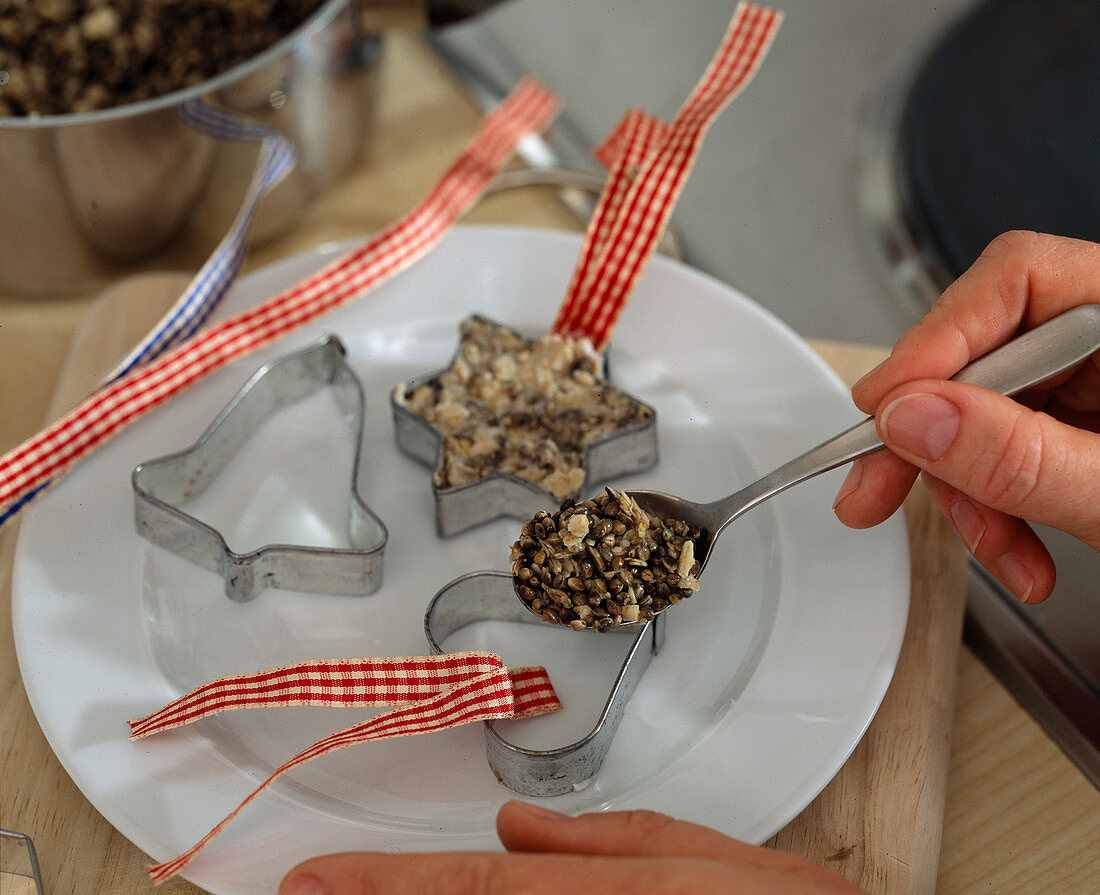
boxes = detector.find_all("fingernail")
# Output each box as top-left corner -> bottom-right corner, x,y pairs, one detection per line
880,393 -> 960,461
832,458 -> 864,509
279,873 -> 326,895
998,555 -> 1035,603
950,499 -> 986,553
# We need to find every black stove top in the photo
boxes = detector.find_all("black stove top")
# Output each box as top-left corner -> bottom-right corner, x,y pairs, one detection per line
899,0 -> 1100,279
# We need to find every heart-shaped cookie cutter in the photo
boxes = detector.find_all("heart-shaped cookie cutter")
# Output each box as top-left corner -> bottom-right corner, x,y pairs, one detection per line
392,315 -> 659,537
132,335 -> 388,601
424,569 -> 665,796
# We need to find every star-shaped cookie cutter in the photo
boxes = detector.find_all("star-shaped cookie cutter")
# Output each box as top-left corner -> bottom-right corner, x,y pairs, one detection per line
391,315 -> 659,537
425,569 -> 665,796
132,335 -> 388,601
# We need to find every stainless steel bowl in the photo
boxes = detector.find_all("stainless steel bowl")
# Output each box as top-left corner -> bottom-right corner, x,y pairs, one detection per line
0,0 -> 378,296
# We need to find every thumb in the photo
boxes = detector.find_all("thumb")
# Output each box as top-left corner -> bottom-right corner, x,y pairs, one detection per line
876,381 -> 1100,549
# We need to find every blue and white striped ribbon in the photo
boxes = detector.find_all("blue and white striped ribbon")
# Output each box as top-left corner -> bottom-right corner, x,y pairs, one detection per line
105,99 -> 297,381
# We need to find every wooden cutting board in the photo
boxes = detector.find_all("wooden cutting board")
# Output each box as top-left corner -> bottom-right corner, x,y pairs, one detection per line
14,272 -> 968,894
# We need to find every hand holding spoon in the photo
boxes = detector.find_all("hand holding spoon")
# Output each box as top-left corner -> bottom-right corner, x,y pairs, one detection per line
512,305 -> 1100,629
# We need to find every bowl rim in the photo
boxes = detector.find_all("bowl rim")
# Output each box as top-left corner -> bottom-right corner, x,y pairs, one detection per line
0,0 -> 353,129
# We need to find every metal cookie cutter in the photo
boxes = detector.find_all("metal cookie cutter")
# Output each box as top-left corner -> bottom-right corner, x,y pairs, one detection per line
132,335 -> 388,601
0,829 -> 44,895
392,315 -> 659,537
425,569 -> 665,796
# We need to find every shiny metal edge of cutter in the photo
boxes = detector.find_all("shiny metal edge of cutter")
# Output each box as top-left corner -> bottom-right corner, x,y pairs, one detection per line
425,569 -> 664,796
0,829 -> 45,895
132,335 -> 388,601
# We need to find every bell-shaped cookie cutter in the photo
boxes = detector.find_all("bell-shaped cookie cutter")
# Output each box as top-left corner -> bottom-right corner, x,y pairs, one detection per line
132,335 -> 388,601
424,569 -> 665,796
392,316 -> 659,537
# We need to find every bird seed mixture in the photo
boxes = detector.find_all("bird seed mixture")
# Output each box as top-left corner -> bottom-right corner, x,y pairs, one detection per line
397,316 -> 654,502
0,0 -> 326,116
510,487 -> 701,631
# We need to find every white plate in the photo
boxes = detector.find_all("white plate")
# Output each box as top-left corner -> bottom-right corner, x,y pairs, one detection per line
12,225 -> 909,895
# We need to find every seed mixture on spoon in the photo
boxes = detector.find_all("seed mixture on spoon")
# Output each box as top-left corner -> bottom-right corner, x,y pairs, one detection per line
510,488 -> 701,631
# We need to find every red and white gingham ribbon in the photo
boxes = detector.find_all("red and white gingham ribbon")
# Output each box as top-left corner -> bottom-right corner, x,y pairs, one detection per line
555,107 -> 670,338
0,78 -> 558,527
130,652 -> 561,884
552,2 -> 782,351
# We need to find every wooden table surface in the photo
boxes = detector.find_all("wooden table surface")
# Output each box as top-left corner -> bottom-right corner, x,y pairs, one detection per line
2,30 -> 1098,895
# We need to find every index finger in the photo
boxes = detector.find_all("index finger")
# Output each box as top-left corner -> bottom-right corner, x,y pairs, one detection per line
278,849 -> 861,895
497,801 -> 786,867
853,231 -> 1100,414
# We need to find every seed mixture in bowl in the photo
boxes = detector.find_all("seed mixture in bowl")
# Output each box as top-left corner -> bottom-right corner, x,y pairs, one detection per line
510,487 -> 701,631
0,0 -> 326,116
397,316 -> 654,503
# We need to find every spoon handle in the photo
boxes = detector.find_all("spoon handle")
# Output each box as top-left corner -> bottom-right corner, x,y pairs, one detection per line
716,305 -> 1100,526
952,305 -> 1100,393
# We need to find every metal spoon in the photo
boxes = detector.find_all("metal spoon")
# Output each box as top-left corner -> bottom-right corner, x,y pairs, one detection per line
515,305 -> 1100,627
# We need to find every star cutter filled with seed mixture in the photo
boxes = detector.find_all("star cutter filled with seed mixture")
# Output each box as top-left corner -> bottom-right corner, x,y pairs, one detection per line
391,315 -> 659,536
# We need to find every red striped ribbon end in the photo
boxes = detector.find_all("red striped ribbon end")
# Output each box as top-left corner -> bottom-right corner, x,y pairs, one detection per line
138,653 -> 559,884
551,3 -> 782,351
